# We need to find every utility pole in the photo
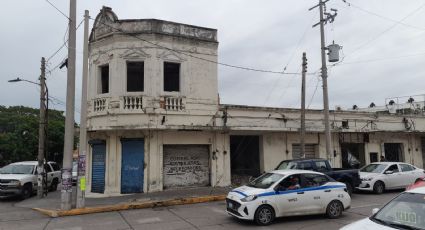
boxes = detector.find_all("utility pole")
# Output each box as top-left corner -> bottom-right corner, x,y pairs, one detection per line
76,10 -> 89,208
61,0 -> 77,210
300,53 -> 307,158
309,0 -> 337,161
37,57 -> 47,198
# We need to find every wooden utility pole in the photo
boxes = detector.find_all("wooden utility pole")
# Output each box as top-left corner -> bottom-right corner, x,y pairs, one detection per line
76,10 -> 89,208
61,0 -> 76,210
300,53 -> 307,158
37,57 -> 47,198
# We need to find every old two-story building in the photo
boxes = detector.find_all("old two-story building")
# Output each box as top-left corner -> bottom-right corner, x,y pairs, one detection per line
84,6 -> 425,196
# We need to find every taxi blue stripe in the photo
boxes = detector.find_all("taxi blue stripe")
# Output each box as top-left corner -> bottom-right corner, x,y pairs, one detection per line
258,185 -> 346,197
230,190 -> 248,197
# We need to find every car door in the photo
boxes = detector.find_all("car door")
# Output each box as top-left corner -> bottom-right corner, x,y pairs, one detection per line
301,173 -> 329,214
382,164 -> 402,189
400,164 -> 419,186
274,174 -> 309,216
44,164 -> 54,186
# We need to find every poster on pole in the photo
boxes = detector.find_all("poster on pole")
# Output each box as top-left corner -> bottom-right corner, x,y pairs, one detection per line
61,168 -> 72,192
78,154 -> 86,176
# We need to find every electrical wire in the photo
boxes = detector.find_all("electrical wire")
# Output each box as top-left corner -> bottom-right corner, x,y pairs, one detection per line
46,19 -> 84,73
263,14 -> 316,106
342,0 -> 425,31
307,76 -> 321,109
44,0 -> 70,20
90,17 -> 314,76
331,52 -> 425,66
342,1 -> 425,59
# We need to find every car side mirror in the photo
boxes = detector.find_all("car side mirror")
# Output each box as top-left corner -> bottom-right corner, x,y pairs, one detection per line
385,170 -> 393,174
372,208 -> 379,215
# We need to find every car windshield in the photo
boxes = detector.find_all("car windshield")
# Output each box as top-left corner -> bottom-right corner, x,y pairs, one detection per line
247,173 -> 284,189
371,192 -> 425,230
360,164 -> 387,173
0,164 -> 34,174
276,161 -> 297,170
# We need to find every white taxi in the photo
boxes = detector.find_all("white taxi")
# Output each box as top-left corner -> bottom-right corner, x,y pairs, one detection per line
226,170 -> 351,225
341,186 -> 425,230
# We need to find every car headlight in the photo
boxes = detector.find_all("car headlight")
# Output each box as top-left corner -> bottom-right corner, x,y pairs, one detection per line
9,180 -> 21,186
241,195 -> 257,202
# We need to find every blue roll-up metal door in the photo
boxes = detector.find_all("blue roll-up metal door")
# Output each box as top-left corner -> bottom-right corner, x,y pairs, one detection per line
91,142 -> 106,193
121,139 -> 144,194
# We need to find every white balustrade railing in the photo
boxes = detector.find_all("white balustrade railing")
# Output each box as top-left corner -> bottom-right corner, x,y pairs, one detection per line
123,95 -> 143,110
165,97 -> 185,111
93,98 -> 107,112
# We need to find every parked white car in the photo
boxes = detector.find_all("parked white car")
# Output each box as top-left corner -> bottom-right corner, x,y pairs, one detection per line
226,170 -> 351,225
357,162 -> 425,194
0,161 -> 61,199
341,186 -> 425,230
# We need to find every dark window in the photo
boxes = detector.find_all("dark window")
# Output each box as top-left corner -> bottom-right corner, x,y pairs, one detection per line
387,164 -> 399,173
44,164 -> 52,173
297,162 -> 313,170
342,120 -> 349,129
315,161 -> 328,172
277,174 -> 302,191
100,65 -> 109,94
50,163 -> 60,171
303,173 -> 329,187
400,164 -> 414,172
164,62 -> 180,92
127,62 -> 144,92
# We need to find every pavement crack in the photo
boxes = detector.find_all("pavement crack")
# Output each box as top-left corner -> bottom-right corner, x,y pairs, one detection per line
118,211 -> 134,230
168,208 -> 200,230
42,218 -> 52,230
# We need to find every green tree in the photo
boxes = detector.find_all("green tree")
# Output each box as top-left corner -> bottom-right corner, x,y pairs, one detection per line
0,106 -> 70,166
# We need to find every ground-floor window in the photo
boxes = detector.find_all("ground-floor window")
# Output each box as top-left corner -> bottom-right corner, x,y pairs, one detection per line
384,143 -> 404,162
341,143 -> 365,169
292,144 -> 316,159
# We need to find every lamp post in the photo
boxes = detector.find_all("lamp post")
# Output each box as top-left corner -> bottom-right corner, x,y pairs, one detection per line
8,59 -> 49,198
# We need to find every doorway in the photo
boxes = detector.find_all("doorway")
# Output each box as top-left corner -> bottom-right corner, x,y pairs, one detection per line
121,139 -> 144,194
341,143 -> 365,169
230,135 -> 261,185
384,143 -> 404,162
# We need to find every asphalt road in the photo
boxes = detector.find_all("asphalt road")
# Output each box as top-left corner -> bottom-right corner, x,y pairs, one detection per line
0,191 -> 400,230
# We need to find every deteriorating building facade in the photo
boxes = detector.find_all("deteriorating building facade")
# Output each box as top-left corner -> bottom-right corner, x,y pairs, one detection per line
84,7 -> 425,196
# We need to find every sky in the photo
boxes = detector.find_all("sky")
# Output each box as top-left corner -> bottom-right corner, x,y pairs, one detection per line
1,0 -> 425,121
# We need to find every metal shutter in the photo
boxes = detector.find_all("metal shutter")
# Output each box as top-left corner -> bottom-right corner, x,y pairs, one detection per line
292,144 -> 316,159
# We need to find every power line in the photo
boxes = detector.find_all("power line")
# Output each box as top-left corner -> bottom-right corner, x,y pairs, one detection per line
46,19 -> 84,71
342,0 -> 425,31
263,14 -> 316,106
343,1 -> 425,59
45,0 -> 70,20
90,17 -> 313,76
334,52 -> 425,65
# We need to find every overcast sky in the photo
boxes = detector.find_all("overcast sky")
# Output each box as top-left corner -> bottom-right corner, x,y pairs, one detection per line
1,0 -> 424,120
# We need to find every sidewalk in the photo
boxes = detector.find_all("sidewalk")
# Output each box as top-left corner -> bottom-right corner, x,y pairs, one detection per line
16,186 -> 231,217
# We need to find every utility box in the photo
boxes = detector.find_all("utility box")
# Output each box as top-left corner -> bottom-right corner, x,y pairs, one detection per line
328,43 -> 341,62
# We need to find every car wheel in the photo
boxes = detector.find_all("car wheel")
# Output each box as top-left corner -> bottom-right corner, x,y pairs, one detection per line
21,184 -> 32,200
254,205 -> 275,226
373,181 -> 385,194
326,200 -> 343,219
344,182 -> 353,196
50,179 -> 58,192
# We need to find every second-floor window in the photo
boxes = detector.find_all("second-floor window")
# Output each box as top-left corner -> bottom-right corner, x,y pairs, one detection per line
100,65 -> 109,94
164,62 -> 180,92
127,62 -> 144,92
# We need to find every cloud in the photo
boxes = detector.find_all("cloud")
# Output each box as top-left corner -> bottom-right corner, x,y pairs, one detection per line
1,0 -> 424,120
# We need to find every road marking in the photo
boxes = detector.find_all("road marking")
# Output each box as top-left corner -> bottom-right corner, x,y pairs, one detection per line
136,217 -> 162,224
350,203 -> 381,209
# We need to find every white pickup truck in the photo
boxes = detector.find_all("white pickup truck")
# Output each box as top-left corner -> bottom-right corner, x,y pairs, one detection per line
0,161 -> 61,199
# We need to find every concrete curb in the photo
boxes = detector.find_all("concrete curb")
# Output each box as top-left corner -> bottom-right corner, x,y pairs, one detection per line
33,194 -> 227,217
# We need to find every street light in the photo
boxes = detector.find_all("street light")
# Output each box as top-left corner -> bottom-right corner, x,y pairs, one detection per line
8,59 -> 49,198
